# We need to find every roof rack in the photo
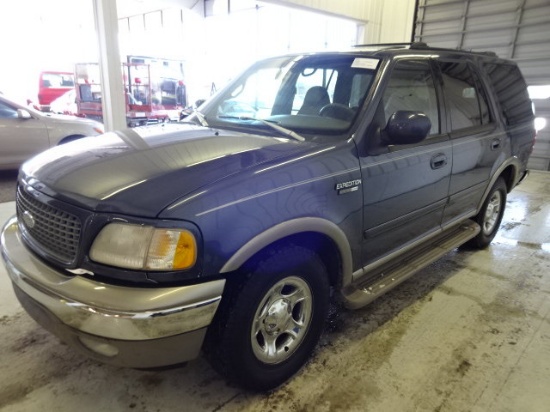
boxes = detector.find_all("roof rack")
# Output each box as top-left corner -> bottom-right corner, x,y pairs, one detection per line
353,42 -> 428,49
353,42 -> 498,57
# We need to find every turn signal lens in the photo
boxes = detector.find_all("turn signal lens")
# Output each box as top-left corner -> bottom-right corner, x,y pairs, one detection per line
90,223 -> 197,271
146,229 -> 197,270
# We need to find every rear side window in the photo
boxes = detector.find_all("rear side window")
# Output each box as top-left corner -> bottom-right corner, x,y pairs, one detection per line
438,61 -> 491,131
484,63 -> 534,127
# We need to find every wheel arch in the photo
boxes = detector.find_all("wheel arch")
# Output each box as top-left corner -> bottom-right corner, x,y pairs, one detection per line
219,217 -> 353,289
475,159 -> 520,215
58,134 -> 86,145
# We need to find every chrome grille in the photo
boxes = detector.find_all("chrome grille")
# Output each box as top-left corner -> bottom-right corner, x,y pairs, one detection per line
16,186 -> 81,263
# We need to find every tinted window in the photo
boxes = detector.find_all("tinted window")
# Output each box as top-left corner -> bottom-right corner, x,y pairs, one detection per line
42,73 -> 74,88
0,101 -> 18,118
439,62 -> 491,131
383,60 -> 440,136
484,63 -> 534,126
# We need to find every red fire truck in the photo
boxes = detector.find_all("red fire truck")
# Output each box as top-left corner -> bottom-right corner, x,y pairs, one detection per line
37,71 -> 75,112
75,56 -> 187,126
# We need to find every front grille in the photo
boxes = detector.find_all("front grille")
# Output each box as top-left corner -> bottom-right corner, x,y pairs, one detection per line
17,186 -> 82,263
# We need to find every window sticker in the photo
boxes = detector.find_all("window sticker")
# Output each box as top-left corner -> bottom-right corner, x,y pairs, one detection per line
351,58 -> 379,70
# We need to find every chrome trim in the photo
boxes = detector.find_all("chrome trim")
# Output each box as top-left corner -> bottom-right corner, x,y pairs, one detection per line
352,226 -> 442,283
1,216 -> 225,341
343,220 -> 480,309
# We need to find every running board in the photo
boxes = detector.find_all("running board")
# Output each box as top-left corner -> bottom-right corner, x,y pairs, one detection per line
342,220 -> 480,309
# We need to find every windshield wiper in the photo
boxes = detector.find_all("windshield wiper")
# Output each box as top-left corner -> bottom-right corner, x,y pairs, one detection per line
217,116 -> 305,141
181,109 -> 209,127
194,110 -> 209,127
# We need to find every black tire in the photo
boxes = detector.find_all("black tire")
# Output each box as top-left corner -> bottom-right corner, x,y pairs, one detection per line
204,246 -> 330,391
465,177 -> 507,249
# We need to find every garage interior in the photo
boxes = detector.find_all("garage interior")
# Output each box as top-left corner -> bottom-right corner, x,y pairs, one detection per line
1,0 -> 549,411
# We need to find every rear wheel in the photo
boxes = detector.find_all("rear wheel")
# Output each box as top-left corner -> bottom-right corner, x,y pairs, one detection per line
465,177 -> 507,249
205,246 -> 330,391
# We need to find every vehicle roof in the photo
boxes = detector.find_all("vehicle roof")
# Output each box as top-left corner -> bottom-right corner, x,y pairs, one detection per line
282,42 -> 514,66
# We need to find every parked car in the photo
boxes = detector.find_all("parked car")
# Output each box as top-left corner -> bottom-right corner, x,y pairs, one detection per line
0,94 -> 104,170
1,43 -> 535,391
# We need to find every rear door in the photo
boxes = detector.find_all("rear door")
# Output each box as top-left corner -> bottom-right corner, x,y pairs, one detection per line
359,58 -> 452,269
435,60 -> 502,227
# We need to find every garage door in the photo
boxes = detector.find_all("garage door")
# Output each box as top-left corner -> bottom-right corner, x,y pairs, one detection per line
414,0 -> 550,171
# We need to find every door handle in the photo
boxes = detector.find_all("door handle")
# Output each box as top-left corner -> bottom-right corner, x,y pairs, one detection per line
491,138 -> 501,150
430,153 -> 448,169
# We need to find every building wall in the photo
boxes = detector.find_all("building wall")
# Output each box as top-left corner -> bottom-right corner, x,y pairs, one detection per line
260,0 -> 417,44
414,0 -> 550,171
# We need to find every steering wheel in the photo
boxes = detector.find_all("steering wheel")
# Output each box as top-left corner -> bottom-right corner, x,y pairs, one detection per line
319,103 -> 355,121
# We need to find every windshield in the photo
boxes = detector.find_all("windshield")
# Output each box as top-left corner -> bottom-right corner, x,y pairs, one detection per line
201,54 -> 379,137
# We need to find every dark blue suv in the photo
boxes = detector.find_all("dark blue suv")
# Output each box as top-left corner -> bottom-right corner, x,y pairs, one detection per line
1,43 -> 535,391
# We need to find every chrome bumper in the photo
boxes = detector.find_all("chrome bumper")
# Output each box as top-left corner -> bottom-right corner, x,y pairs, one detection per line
1,216 -> 225,366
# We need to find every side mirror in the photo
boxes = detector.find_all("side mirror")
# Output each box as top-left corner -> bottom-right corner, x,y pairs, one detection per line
384,111 -> 431,145
17,109 -> 32,119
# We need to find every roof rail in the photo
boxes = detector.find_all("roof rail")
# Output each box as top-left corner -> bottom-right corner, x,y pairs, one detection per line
353,42 -> 498,57
353,42 -> 428,49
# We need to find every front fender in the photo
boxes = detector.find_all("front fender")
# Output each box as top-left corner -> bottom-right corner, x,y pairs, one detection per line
220,217 -> 354,287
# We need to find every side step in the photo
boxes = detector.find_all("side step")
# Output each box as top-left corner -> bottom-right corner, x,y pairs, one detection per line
342,220 -> 480,309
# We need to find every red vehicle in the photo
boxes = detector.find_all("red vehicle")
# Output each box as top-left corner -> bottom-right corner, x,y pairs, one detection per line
75,57 -> 187,126
37,71 -> 75,111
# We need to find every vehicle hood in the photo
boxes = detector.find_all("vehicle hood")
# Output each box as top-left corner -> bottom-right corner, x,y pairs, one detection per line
21,123 -> 312,216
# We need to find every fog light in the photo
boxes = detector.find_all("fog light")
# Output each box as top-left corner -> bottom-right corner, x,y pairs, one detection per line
79,336 -> 119,357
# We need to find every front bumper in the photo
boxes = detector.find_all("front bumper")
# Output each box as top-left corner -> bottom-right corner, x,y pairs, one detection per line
1,216 -> 225,368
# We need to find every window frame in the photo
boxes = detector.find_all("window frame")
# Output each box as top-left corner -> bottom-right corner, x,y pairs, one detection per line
435,59 -> 495,136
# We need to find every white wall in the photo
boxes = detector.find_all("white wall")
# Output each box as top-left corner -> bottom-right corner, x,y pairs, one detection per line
0,0 -> 417,105
261,0 -> 416,44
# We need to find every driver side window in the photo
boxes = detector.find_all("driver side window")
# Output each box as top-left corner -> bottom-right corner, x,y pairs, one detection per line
383,60 -> 440,136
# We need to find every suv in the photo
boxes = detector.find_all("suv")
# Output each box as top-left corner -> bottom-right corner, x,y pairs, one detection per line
1,43 -> 535,391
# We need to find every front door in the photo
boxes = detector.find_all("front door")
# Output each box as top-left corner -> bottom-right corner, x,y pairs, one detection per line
359,58 -> 452,273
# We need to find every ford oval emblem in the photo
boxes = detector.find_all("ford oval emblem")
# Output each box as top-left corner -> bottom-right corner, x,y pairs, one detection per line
22,211 -> 36,229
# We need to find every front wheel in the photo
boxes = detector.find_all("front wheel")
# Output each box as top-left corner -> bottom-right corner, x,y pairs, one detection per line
465,177 -> 507,249
204,246 -> 330,391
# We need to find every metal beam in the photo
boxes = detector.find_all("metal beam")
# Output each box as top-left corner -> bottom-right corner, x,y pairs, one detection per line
93,0 -> 127,132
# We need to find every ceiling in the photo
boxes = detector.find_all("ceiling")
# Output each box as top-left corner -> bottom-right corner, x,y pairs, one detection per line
116,0 -> 200,18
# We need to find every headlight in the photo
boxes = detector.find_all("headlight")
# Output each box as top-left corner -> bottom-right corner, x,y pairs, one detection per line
90,223 -> 197,271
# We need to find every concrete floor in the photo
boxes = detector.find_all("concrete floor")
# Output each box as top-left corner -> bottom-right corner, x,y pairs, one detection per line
0,171 -> 549,412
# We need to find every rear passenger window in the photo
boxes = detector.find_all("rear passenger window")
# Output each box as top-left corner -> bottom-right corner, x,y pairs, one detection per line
484,63 -> 534,127
438,62 -> 491,131
383,60 -> 440,136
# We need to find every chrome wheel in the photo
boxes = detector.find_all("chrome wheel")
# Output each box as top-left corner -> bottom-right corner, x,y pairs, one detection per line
251,276 -> 313,364
482,190 -> 502,235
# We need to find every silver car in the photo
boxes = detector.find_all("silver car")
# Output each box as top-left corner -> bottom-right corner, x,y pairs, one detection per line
0,94 -> 104,170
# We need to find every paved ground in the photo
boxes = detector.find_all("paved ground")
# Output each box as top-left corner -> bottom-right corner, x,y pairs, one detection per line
0,170 -> 17,203
0,171 -> 549,412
